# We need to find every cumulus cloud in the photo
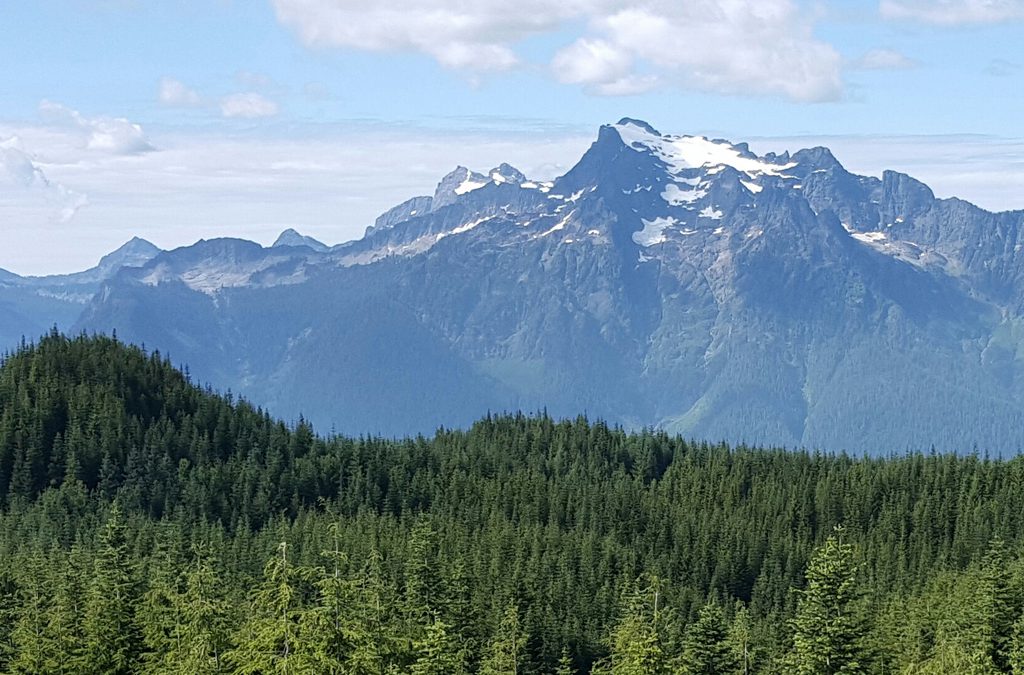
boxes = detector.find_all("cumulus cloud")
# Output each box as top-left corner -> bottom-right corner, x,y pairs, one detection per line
220,93 -> 280,119
553,2 -> 842,101
272,0 -> 842,101
881,0 -> 1024,24
0,137 -> 89,223
270,0 -> 579,71
39,100 -> 155,154
159,77 -> 202,107
550,38 -> 658,95
850,48 -> 919,70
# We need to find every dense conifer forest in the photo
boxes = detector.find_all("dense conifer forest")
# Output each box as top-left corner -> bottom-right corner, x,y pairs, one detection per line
3,333 -> 1024,673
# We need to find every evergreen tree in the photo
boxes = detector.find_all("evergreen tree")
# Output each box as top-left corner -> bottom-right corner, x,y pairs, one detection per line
149,545 -> 231,674
727,603 -> 756,675
81,505 -> 144,674
977,540 -> 1017,672
296,529 -> 361,674
409,616 -> 466,675
226,542 -> 305,674
404,517 -> 441,630
480,601 -> 527,675
555,648 -> 576,675
8,550 -> 51,674
679,602 -> 738,675
790,528 -> 869,675
607,579 -> 666,675
0,569 -> 16,672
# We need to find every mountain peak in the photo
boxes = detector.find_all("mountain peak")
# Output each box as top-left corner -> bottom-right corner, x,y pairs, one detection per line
432,166 -> 489,209
272,228 -> 329,252
96,237 -> 160,272
488,163 -> 526,185
609,120 -> 795,178
616,117 -> 661,135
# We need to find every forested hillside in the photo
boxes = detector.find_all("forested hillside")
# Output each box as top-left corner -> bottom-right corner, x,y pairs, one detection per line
3,334 -> 1024,673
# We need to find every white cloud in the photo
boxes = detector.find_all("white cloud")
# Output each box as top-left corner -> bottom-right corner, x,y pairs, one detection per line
551,38 -> 642,92
850,48 -> 919,70
159,77 -> 202,107
553,2 -> 842,102
39,100 -> 154,155
272,0 -> 842,101
0,137 -> 88,224
270,0 -> 584,71
881,0 -> 1024,24
220,93 -> 280,119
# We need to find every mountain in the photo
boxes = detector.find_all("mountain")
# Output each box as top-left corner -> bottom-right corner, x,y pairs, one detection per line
272,227 -> 329,252
23,118 -> 1024,452
0,237 -> 160,350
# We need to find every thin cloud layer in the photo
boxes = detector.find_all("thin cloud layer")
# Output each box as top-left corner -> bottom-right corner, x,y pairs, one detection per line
0,137 -> 88,224
159,78 -> 202,107
271,0 -> 843,102
881,0 -> 1024,24
849,48 -> 919,70
220,93 -> 280,119
39,101 -> 154,155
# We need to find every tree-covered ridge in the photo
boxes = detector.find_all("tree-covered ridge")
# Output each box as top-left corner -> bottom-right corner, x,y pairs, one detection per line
2,334 -> 1024,672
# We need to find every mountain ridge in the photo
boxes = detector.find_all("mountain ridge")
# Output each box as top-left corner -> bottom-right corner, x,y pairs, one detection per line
7,119 -> 1024,452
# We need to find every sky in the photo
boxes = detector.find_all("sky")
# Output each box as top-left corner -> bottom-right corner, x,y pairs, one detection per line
0,0 -> 1022,275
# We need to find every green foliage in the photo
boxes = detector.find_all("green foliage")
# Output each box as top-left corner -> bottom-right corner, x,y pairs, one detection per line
225,543 -> 305,674
410,617 -> 467,675
82,505 -> 143,674
480,602 -> 527,675
607,579 -> 667,675
4,335 -> 1024,673
790,528 -> 869,674
680,603 -> 738,675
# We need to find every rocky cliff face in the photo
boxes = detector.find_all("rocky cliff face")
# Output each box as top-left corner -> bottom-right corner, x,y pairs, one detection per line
51,119 -> 1024,451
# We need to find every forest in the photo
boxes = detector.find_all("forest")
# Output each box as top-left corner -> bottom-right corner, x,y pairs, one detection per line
2,333 -> 1024,673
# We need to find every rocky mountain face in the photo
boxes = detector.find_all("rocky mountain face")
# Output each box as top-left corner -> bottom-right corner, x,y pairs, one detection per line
10,119 -> 1024,452
0,237 -> 160,350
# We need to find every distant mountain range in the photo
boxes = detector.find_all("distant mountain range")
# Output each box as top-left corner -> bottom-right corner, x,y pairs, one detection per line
4,118 -> 1024,453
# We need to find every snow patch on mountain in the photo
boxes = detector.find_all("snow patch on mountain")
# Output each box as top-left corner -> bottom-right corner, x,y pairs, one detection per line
662,183 -> 706,205
539,211 -> 575,238
633,217 -> 677,247
613,119 -> 796,178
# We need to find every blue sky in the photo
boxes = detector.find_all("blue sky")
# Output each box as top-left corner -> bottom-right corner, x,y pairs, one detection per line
1,0 -> 1023,274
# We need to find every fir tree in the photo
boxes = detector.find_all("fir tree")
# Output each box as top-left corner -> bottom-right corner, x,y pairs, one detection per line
790,528 -> 869,675
480,602 -> 527,675
409,616 -> 466,675
226,542 -> 305,674
555,648 -> 576,675
679,602 -> 738,675
8,550 -> 51,674
607,579 -> 666,675
727,603 -> 756,675
81,505 -> 143,674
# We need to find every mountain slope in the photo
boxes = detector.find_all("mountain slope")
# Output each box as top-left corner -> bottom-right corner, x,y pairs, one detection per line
67,119 -> 1024,452
0,238 -> 160,350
